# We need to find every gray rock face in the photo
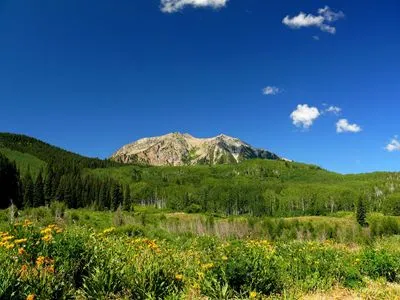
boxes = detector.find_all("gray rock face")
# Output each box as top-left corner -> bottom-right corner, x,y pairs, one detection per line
111,133 -> 282,166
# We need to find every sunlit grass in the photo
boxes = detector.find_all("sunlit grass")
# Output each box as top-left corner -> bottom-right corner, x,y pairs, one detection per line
1,208 -> 400,298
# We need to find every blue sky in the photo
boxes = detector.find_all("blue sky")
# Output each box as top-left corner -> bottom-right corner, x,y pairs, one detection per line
0,0 -> 399,174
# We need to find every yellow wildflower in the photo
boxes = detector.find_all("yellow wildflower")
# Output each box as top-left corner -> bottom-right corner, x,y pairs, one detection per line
6,243 -> 15,250
20,264 -> 28,278
102,227 -> 116,234
40,228 -> 52,235
201,263 -> 214,270
23,219 -> 33,227
250,291 -> 257,298
18,247 -> 25,255
36,256 -> 45,266
175,274 -> 183,281
26,294 -> 35,300
15,238 -> 28,244
42,234 -> 52,242
2,235 -> 14,241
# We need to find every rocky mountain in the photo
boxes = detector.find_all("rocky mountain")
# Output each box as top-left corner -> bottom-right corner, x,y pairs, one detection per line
111,133 -> 282,166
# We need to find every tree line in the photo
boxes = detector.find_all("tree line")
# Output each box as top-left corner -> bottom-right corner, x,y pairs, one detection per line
91,160 -> 400,217
3,143 -> 400,218
0,153 -> 133,211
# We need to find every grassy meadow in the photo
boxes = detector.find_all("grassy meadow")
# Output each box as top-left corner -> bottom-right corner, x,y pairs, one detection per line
2,206 -> 400,299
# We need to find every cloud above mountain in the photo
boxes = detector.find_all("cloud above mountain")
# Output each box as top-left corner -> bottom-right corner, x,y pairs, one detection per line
283,6 -> 345,34
290,104 -> 362,134
161,0 -> 228,13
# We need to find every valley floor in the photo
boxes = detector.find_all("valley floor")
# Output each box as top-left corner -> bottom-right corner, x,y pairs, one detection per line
1,207 -> 400,299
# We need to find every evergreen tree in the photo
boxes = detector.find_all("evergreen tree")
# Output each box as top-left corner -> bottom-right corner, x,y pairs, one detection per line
123,184 -> 132,211
356,196 -> 367,227
33,170 -> 45,207
64,177 -> 74,208
0,154 -> 21,209
44,165 -> 55,205
111,183 -> 123,211
56,175 -> 66,202
23,172 -> 34,208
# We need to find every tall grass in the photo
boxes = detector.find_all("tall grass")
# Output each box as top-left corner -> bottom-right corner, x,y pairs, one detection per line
2,208 -> 400,299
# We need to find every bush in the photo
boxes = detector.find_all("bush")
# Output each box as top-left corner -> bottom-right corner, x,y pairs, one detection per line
361,249 -> 400,282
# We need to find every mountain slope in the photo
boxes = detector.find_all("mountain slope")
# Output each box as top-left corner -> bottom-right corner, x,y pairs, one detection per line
111,133 -> 282,166
0,147 -> 46,178
0,133 -> 119,171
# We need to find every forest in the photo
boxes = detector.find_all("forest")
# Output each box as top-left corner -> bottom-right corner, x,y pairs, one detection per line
1,133 -> 400,218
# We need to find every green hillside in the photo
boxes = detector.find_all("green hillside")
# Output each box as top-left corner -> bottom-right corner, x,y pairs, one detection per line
0,147 -> 46,178
0,133 -> 119,170
1,132 -> 400,217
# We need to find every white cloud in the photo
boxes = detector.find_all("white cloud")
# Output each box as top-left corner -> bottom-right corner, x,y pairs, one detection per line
385,137 -> 400,152
336,119 -> 362,133
283,13 -> 324,29
283,6 -> 344,34
262,86 -> 281,96
290,104 -> 320,129
312,35 -> 320,41
160,0 -> 228,13
318,6 -> 345,22
325,106 -> 342,115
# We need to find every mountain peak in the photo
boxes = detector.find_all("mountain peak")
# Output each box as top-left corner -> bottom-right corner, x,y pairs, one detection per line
111,133 -> 281,166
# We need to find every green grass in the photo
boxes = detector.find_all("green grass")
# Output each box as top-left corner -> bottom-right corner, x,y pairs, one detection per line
0,147 -> 46,178
2,208 -> 400,299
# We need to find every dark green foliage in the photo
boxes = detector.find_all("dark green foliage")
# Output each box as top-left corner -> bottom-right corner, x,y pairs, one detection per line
356,197 -> 367,227
33,170 -> 45,207
0,132 -> 119,170
0,153 -> 21,209
0,133 -> 127,211
111,183 -> 123,211
361,249 -> 400,282
44,165 -> 55,204
23,172 -> 34,208
123,184 -> 133,211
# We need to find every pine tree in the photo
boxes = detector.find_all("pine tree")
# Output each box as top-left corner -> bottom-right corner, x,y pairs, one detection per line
356,197 -> 367,227
23,173 -> 34,208
0,154 -> 21,209
64,177 -> 74,208
44,166 -> 55,205
111,183 -> 123,211
33,170 -> 45,207
123,184 -> 132,211
56,175 -> 66,202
